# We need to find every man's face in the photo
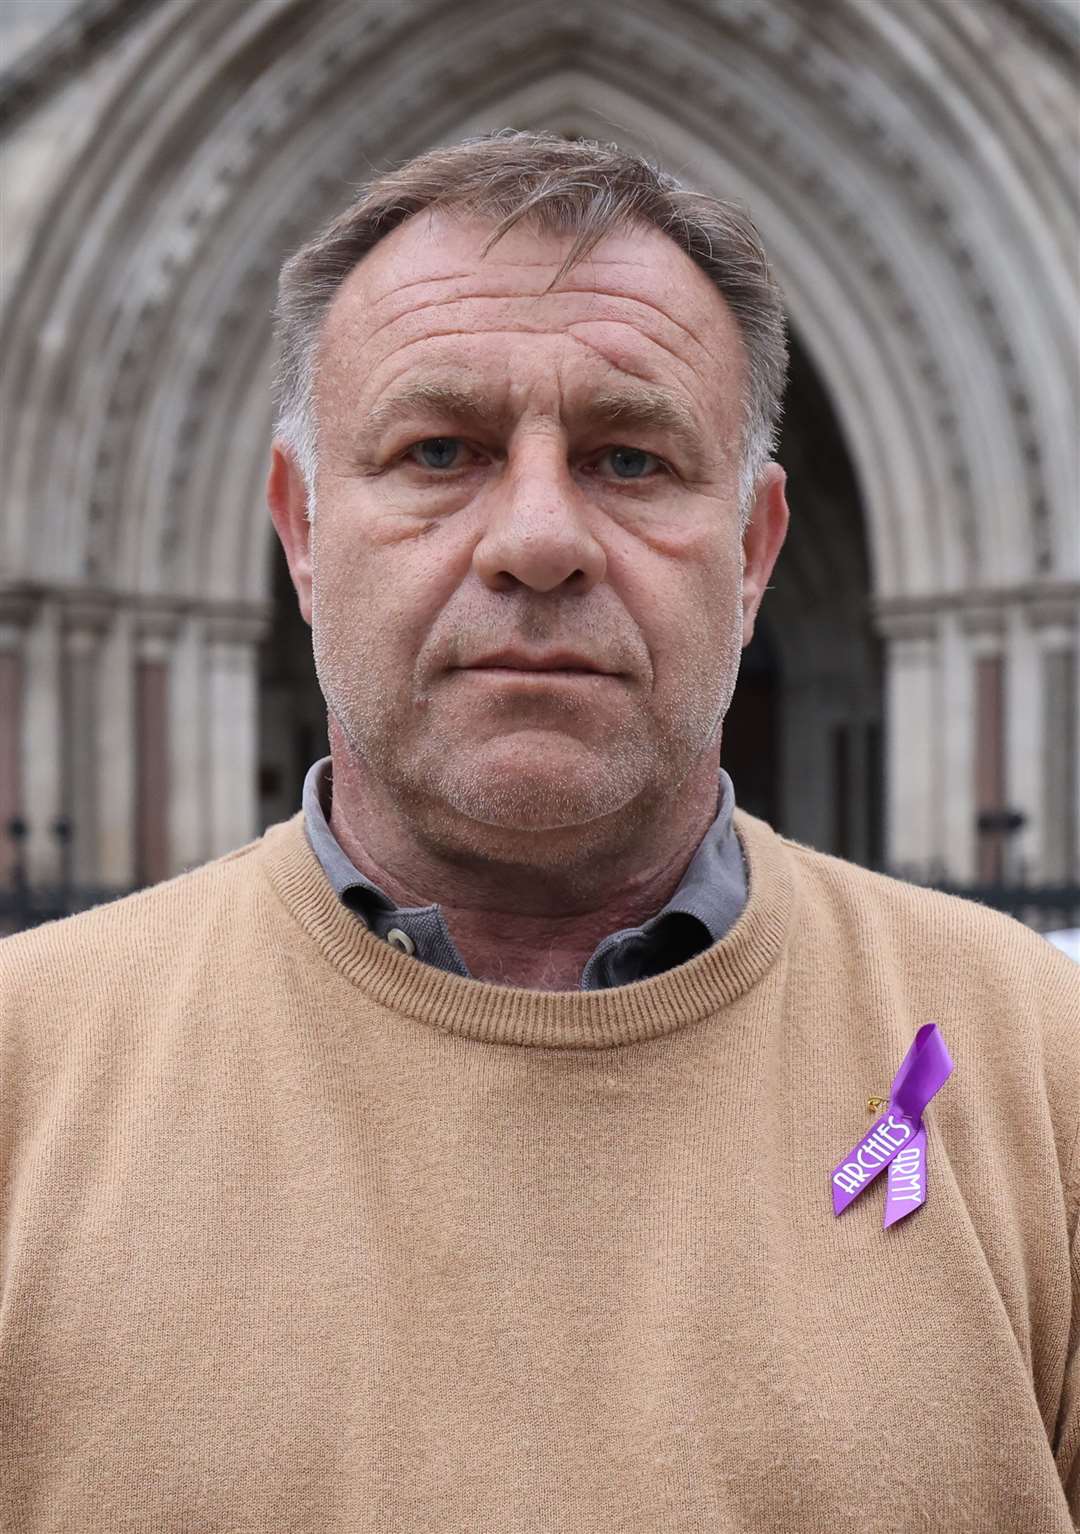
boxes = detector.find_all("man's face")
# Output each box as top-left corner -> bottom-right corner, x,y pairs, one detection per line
271,212 -> 787,859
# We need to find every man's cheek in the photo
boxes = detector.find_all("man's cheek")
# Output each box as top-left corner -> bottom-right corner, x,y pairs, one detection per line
316,566 -> 372,629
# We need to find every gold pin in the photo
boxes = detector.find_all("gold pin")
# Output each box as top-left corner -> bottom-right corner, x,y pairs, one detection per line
867,1095 -> 888,1115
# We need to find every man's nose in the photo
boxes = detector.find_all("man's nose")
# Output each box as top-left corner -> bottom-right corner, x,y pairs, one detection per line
471,437 -> 607,594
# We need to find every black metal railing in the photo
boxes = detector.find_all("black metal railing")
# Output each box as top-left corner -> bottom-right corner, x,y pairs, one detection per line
0,818 -> 138,937
918,881 -> 1079,935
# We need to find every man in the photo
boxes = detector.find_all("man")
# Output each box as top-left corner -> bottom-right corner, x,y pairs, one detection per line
1,132 -> 1076,1532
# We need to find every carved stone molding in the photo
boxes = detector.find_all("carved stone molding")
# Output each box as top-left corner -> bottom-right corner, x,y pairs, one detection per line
995,0 -> 1080,63
203,609 -> 272,647
0,588 -> 36,632
876,580 -> 1080,635
1026,588 -> 1080,633
958,607 -> 1009,643
0,0 -> 170,137
62,597 -> 116,641
874,610 -> 941,646
0,581 -> 271,631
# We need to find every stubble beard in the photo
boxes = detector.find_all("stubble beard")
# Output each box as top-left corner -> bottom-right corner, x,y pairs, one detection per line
311,561 -> 745,873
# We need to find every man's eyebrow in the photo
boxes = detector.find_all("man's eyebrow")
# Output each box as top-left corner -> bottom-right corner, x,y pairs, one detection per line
581,386 -> 705,450
365,380 -> 503,436
363,378 -> 706,452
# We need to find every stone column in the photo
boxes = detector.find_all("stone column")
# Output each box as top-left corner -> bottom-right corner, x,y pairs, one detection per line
882,613 -> 939,878
0,592 -> 31,884
1003,603 -> 1042,882
96,608 -> 137,888
938,612 -> 976,883
967,616 -> 1008,884
168,611 -> 208,875
21,597 -> 64,884
134,620 -> 175,887
1032,593 -> 1080,885
205,613 -> 264,859
61,605 -> 111,889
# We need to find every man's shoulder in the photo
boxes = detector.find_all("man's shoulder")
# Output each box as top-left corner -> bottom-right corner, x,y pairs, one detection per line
777,833 -> 1078,1113
0,818 -> 314,1121
780,832 -> 1075,984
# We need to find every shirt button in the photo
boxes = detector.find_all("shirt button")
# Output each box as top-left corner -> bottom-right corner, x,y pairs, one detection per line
386,927 -> 416,956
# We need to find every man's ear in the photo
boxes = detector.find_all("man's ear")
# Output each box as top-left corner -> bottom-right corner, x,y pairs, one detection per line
740,463 -> 789,648
267,442 -> 314,625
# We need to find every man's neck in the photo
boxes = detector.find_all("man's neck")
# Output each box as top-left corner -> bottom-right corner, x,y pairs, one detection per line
326,748 -> 725,991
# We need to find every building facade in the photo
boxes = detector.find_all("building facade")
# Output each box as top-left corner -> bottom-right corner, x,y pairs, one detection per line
1,0 -> 1077,899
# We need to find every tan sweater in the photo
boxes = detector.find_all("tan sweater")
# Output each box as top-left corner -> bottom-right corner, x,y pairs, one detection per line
1,810 -> 1077,1534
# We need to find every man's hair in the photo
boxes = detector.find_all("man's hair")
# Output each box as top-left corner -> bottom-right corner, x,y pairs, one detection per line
273,130 -> 788,519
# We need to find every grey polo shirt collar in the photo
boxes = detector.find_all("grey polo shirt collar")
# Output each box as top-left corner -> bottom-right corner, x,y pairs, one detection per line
301,756 -> 748,990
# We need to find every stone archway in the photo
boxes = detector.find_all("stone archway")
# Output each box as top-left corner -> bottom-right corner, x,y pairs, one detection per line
1,0 -> 1075,888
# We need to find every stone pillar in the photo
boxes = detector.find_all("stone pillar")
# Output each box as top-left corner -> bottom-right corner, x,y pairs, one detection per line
205,614 -> 263,858
1003,603 -> 1042,882
1041,644 -> 1078,882
60,616 -> 102,889
973,651 -> 1006,882
168,611 -> 208,875
960,611 -> 1007,884
1032,595 -> 1080,884
0,593 -> 31,884
96,608 -> 137,887
21,597 -> 64,884
882,614 -> 939,878
134,623 -> 174,887
938,612 -> 975,882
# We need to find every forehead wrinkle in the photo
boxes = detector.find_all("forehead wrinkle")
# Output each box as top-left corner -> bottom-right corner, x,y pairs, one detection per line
347,330 -> 710,444
582,384 -> 704,448
358,247 -> 678,311
377,268 -> 482,297
345,325 -> 556,391
338,310 -> 718,413
366,378 -> 507,437
341,279 -> 720,367
356,288 -> 556,347
550,286 -> 710,352
338,322 -> 727,440
564,325 -> 721,412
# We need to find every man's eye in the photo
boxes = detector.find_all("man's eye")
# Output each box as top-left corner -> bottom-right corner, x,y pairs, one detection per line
406,438 -> 468,470
595,446 -> 664,480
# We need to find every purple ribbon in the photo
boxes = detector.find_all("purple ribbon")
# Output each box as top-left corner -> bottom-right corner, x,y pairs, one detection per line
831,1023 -> 953,1227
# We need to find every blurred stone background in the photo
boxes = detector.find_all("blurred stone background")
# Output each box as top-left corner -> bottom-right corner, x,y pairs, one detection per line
0,0 -> 1077,927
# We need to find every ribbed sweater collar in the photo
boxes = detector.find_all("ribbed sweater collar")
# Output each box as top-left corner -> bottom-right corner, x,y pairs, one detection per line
258,810 -> 795,1050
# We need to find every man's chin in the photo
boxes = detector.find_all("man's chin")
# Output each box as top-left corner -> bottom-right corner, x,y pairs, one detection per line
439,773 -> 639,835
407,741 -> 654,841
333,718 -> 664,848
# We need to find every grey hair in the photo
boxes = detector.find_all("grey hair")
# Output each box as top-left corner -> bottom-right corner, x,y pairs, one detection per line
273,130 -> 788,521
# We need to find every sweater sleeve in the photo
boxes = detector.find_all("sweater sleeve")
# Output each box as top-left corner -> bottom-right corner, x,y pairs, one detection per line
1057,1113 -> 1080,1514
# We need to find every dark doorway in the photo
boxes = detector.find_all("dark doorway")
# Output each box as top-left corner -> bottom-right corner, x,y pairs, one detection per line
257,540 -> 328,830
721,622 -> 780,828
722,328 -> 883,861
